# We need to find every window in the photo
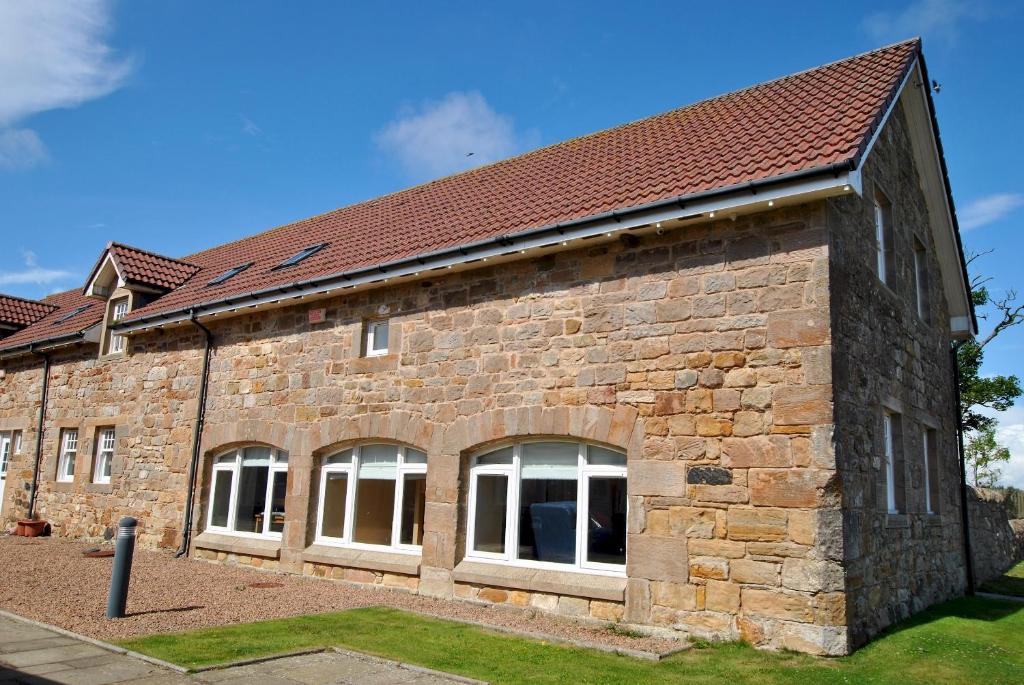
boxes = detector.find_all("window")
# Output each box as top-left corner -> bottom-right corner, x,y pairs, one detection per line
316,444 -> 427,551
207,262 -> 253,287
0,432 -> 11,480
93,427 -> 115,484
57,429 -> 78,483
873,187 -> 895,286
882,412 -> 905,514
107,298 -> 130,354
273,243 -> 327,270
923,427 -> 939,514
913,238 -> 930,322
12,430 -> 22,455
468,441 -> 627,573
207,447 -> 289,537
53,305 -> 90,325
364,319 -> 390,357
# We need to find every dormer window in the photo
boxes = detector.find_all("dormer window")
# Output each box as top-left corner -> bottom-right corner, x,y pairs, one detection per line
106,298 -> 129,355
208,263 -> 253,287
273,244 -> 327,270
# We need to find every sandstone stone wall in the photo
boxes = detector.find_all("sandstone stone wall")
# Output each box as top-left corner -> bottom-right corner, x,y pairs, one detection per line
0,200 -> 848,653
827,101 -> 967,648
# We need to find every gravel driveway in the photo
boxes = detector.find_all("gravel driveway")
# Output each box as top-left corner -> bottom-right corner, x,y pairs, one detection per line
0,536 -> 679,655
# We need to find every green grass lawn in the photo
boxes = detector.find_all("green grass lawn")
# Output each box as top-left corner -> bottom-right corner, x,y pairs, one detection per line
980,561 -> 1024,598
119,596 -> 1024,684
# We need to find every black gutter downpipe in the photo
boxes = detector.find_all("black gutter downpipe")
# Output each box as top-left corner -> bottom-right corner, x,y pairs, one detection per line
951,341 -> 975,595
174,310 -> 214,558
27,345 -> 51,520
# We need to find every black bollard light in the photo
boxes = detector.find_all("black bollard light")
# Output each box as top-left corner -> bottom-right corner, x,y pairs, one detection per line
106,516 -> 137,619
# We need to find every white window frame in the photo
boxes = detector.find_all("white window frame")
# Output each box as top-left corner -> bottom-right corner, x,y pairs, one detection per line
364,319 -> 389,357
57,429 -> 78,483
315,443 -> 426,554
108,298 -> 130,354
12,430 -> 22,455
466,441 -> 627,576
206,446 -> 289,539
873,190 -> 891,286
93,427 -> 115,484
0,431 -> 11,478
883,413 -> 897,514
913,241 -> 928,320
922,428 -> 933,515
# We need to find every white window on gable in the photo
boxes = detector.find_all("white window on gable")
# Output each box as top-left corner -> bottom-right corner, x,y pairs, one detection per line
881,411 -> 905,515
93,427 -> 115,484
107,298 -> 130,354
57,429 -> 78,483
913,237 -> 930,323
873,187 -> 895,286
364,319 -> 390,357
207,446 -> 289,538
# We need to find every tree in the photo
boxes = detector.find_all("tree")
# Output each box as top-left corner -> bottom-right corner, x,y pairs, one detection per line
957,253 -> 1023,433
965,426 -> 1011,487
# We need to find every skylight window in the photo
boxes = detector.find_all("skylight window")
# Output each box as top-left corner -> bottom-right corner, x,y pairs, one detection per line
52,305 -> 90,325
207,263 -> 254,287
273,243 -> 327,270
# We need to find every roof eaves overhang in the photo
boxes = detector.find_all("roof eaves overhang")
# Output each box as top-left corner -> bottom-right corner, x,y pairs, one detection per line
113,160 -> 861,336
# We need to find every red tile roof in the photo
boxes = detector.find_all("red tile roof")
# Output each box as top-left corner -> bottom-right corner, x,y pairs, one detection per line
84,242 -> 200,293
0,290 -> 98,351
0,295 -> 56,329
0,39 -> 920,354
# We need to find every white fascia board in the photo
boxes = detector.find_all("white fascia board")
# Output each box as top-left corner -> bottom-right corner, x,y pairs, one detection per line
114,169 -> 856,336
85,253 -> 124,297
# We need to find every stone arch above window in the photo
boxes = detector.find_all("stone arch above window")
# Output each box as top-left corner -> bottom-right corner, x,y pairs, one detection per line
200,420 -> 296,460
312,411 -> 437,460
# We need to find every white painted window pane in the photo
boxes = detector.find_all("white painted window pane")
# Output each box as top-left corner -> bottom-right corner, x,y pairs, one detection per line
274,451 -> 289,465
14,431 -> 22,454
234,463 -> 269,533
321,472 -> 349,538
588,445 -> 626,467
405,448 -> 427,464
353,478 -> 395,544
326,450 -> 353,465
210,471 -> 233,527
473,474 -> 508,554
588,476 -> 627,565
476,447 -> 513,465
358,444 -> 398,479
102,429 -> 116,451
399,472 -> 427,545
267,471 -> 287,533
241,446 -> 272,467
519,477 -> 577,563
370,320 -> 389,353
521,442 -> 579,480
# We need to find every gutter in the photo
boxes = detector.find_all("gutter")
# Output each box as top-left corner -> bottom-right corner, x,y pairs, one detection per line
175,310 -> 214,557
113,159 -> 857,335
951,341 -> 975,595
0,330 -> 89,361
26,345 -> 51,521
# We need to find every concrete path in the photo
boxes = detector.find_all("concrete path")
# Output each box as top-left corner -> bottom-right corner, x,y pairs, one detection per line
0,615 -> 475,684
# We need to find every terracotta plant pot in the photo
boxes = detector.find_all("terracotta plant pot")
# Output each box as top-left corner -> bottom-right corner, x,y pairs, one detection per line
15,519 -> 48,537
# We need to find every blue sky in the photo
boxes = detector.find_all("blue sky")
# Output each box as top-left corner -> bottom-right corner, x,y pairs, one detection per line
2,1 -> 1023,483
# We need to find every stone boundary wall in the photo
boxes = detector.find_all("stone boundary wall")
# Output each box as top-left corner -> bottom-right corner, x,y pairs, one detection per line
969,487 -> 1024,584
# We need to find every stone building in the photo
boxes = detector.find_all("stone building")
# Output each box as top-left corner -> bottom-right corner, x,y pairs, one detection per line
0,39 -> 976,655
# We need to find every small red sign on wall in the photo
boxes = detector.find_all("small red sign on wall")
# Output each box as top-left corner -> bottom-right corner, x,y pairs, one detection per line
308,308 -> 326,324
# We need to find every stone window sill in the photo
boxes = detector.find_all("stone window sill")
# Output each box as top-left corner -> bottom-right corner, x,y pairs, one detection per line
453,560 -> 626,602
885,513 -> 909,529
302,544 -> 420,575
52,482 -> 75,494
84,483 -> 113,495
347,354 -> 399,374
194,531 -> 281,559
923,513 -> 943,525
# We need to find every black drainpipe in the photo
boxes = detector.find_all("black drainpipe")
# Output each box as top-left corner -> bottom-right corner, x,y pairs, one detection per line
951,341 -> 975,595
27,345 -> 51,520
174,311 -> 214,558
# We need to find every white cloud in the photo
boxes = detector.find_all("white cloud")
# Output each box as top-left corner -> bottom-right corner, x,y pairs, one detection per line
0,250 -> 75,287
240,115 -> 262,137
863,0 -> 986,44
0,0 -> 132,168
0,128 -> 48,169
974,404 -> 1024,488
959,193 -> 1024,230
376,91 -> 535,180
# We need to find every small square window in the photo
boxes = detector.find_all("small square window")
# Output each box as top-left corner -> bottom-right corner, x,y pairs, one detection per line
364,320 -> 389,357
